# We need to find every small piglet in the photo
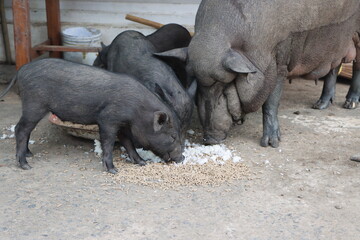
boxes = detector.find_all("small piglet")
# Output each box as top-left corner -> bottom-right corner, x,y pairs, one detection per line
13,58 -> 183,174
94,30 -> 196,131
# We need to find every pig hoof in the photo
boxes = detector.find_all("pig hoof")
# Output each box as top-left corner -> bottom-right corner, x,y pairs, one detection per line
107,168 -> 118,174
343,100 -> 358,109
136,160 -> 147,166
312,99 -> 330,110
20,163 -> 32,170
203,136 -> 223,145
260,136 -> 280,148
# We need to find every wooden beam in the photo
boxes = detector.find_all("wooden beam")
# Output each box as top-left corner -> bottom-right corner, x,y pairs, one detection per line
33,44 -> 101,53
30,39 -> 51,59
12,0 -> 31,70
45,0 -> 62,58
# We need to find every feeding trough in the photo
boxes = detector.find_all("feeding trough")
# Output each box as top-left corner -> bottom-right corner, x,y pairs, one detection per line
49,114 -> 100,140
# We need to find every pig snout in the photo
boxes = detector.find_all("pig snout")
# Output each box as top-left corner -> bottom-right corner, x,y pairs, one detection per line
163,146 -> 184,163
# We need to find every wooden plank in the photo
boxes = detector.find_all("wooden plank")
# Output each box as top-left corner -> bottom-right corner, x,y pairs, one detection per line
33,44 -> 101,53
12,0 -> 31,69
45,0 -> 62,58
30,39 -> 51,59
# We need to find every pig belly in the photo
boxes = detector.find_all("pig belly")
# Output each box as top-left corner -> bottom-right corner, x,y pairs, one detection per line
287,41 -> 356,80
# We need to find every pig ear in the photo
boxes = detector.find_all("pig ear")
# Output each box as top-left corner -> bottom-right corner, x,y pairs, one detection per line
153,111 -> 169,132
222,49 -> 257,73
100,42 -> 107,49
153,47 -> 188,62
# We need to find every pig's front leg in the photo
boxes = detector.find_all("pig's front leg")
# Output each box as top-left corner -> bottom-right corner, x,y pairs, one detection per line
117,131 -> 147,166
98,123 -> 118,174
260,76 -> 284,148
313,65 -> 340,110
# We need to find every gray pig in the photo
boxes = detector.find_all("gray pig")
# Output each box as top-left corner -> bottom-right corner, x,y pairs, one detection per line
93,23 -> 192,88
93,30 -> 196,132
161,0 -> 360,147
10,58 -> 183,173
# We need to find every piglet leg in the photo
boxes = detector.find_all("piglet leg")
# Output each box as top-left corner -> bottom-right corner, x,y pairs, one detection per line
117,131 -> 146,166
98,123 -> 118,174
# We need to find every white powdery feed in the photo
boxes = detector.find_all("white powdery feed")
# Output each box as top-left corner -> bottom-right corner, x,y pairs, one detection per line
94,139 -> 103,156
182,140 -> 242,165
111,140 -> 249,189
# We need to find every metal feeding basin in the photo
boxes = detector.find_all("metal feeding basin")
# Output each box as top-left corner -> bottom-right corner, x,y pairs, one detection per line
48,114 -> 100,140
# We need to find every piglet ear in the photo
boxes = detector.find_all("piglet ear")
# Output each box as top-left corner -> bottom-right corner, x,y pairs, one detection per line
100,42 -> 107,49
153,47 -> 188,62
153,111 -> 169,132
222,48 -> 257,74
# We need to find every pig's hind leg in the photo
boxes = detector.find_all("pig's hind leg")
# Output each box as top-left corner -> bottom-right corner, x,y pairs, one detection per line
344,62 -> 360,109
313,65 -> 340,110
15,106 -> 48,170
98,123 -> 119,174
117,131 -> 146,166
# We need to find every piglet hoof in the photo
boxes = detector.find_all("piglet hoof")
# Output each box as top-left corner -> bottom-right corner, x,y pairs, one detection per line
136,160 -> 147,166
343,100 -> 358,109
107,168 -> 118,174
20,163 -> 32,170
312,99 -> 331,110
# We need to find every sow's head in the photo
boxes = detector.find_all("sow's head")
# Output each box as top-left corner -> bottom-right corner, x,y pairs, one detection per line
155,44 -> 267,145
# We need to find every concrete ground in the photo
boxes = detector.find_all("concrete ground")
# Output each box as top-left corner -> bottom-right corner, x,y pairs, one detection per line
0,64 -> 359,240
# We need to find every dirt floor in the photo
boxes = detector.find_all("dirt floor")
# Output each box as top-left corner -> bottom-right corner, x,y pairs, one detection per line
0,64 -> 359,239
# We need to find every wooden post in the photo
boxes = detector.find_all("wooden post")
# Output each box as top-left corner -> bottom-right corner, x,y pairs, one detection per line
45,0 -> 62,58
12,0 -> 31,70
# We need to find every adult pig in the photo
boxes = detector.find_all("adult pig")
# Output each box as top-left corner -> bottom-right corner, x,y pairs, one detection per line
164,0 -> 360,147
13,58 -> 183,173
95,30 -> 196,131
93,24 -> 192,88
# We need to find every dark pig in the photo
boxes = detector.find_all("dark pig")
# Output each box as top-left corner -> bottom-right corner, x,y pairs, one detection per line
93,24 -> 192,88
147,24 -> 192,88
12,58 -> 183,173
146,23 -> 191,53
95,30 -> 196,131
162,0 -> 360,147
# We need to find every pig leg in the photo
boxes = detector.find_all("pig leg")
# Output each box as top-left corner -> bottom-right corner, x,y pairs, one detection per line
313,65 -> 341,109
98,124 -> 118,174
260,76 -> 284,148
117,131 -> 146,166
15,107 -> 47,170
344,62 -> 360,109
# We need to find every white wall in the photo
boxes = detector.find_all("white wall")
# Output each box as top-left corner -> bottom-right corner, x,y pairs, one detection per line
0,0 -> 200,63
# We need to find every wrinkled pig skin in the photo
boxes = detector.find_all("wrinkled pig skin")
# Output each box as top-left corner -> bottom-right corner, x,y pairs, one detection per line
184,0 -> 360,147
14,59 -> 183,174
94,30 -> 196,134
